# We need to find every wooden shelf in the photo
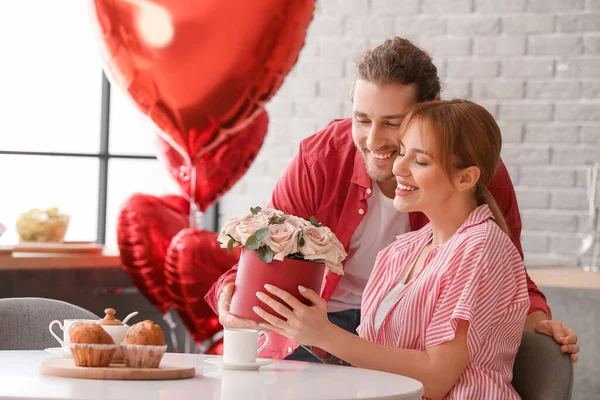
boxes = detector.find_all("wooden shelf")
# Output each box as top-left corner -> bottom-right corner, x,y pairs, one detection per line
527,267 -> 600,290
0,250 -> 121,270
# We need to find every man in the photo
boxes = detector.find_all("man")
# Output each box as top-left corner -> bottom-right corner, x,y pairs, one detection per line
206,37 -> 580,363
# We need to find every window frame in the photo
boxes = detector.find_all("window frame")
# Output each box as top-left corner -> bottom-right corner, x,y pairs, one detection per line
0,73 -> 218,244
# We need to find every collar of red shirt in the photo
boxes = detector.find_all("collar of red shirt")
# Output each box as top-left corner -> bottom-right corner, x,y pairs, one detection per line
350,150 -> 371,189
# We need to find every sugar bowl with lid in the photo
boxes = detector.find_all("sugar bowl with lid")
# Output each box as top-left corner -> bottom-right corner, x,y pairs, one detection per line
96,308 -> 134,362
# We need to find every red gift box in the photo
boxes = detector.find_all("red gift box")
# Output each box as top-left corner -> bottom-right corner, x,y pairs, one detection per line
229,249 -> 326,322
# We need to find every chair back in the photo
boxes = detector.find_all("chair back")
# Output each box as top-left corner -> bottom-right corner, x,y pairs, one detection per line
512,331 -> 574,400
0,297 -> 98,350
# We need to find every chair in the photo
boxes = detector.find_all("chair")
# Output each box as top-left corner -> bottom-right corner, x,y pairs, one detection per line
512,331 -> 574,400
0,297 -> 99,350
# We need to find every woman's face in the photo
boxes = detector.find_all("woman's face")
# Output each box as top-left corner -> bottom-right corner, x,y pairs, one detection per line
392,120 -> 458,214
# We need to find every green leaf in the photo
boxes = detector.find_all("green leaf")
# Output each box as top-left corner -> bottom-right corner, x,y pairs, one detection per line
257,246 -> 274,263
254,227 -> 269,245
226,234 -> 240,245
269,214 -> 286,225
310,216 -> 322,227
227,238 -> 234,254
245,235 -> 260,251
250,206 -> 262,215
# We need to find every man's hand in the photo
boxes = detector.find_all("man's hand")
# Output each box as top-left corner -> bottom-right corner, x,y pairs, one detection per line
218,283 -> 260,330
534,319 -> 580,363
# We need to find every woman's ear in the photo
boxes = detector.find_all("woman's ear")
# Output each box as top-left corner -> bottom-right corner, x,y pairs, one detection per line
455,166 -> 480,192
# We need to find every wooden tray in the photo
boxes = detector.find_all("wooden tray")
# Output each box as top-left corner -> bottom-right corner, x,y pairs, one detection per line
14,242 -> 104,254
40,358 -> 195,380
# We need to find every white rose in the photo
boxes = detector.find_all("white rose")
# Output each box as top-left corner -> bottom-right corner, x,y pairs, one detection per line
265,222 -> 300,261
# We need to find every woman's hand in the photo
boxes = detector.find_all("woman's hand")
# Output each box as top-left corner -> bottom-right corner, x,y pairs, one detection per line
253,284 -> 333,348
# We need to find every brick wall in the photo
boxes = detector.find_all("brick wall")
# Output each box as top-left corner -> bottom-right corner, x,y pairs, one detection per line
219,0 -> 600,268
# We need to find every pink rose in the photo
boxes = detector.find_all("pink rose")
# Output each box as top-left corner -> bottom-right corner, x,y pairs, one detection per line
265,222 -> 300,261
300,226 -> 347,275
325,233 -> 347,274
257,208 -> 291,227
217,215 -> 247,247
257,208 -> 279,219
286,215 -> 310,228
235,214 -> 266,245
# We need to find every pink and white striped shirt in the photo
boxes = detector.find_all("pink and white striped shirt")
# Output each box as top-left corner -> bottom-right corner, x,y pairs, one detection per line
358,205 -> 529,400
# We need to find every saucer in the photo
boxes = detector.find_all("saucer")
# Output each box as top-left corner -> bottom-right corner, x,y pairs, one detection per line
204,358 -> 272,371
44,347 -> 72,358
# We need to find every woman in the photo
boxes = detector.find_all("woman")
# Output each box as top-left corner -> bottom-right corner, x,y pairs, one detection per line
253,99 -> 529,399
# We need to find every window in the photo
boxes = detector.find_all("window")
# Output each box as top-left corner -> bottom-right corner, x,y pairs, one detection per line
0,1 -> 101,154
0,155 -> 100,243
0,1 -> 215,248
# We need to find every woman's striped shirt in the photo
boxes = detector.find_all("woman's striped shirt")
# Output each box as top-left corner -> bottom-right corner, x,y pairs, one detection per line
358,205 -> 529,400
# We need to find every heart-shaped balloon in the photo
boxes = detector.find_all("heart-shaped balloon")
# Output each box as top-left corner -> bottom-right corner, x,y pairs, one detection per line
156,110 -> 268,211
90,0 -> 315,163
117,110 -> 266,314
117,193 -> 189,313
164,228 -> 241,344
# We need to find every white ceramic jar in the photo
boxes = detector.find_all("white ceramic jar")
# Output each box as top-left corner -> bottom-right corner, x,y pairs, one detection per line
96,308 -> 131,362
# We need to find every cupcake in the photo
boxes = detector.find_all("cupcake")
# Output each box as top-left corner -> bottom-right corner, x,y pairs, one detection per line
69,323 -> 117,367
121,320 -> 167,368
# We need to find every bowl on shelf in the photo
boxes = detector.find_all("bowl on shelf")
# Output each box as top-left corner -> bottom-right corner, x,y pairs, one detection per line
16,207 -> 70,243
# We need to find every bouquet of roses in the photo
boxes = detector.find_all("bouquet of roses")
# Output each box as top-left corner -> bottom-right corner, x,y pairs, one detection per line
217,206 -> 347,275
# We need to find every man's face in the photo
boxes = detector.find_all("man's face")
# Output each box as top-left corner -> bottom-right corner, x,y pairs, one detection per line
351,80 -> 418,182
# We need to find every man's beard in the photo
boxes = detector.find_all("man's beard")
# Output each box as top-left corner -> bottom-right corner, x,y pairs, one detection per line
358,147 -> 395,182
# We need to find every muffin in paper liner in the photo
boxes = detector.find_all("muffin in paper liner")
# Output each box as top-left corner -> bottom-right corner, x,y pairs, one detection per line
70,343 -> 117,367
121,344 -> 167,368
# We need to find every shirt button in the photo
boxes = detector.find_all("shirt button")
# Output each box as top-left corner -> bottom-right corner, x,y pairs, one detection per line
287,347 -> 293,353
358,208 -> 365,215
366,188 -> 372,195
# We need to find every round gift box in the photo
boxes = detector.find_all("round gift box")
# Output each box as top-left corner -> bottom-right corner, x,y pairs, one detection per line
229,250 -> 326,322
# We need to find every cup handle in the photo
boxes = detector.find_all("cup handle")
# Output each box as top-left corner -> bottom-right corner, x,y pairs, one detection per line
48,320 -> 64,347
256,331 -> 269,356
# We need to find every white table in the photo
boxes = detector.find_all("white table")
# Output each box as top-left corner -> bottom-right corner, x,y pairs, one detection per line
0,351 -> 423,400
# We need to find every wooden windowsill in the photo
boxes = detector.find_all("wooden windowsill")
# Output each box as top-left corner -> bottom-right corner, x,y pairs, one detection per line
0,250 -> 121,270
527,267 -> 600,291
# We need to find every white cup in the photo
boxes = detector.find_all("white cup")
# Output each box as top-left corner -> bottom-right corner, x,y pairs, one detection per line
223,329 -> 269,364
49,319 -> 97,349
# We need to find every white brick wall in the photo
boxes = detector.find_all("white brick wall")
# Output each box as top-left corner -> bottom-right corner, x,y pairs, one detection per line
220,0 -> 600,268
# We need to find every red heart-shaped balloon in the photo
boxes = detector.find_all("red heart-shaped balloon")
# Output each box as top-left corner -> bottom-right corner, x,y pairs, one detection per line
117,193 -> 190,313
164,229 -> 241,344
117,111 -> 266,314
90,0 -> 314,161
156,111 -> 268,211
